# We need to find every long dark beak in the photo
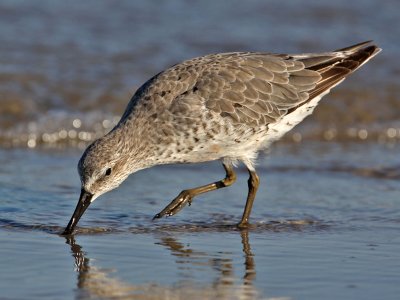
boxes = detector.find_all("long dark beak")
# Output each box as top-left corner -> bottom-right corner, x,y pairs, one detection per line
62,189 -> 93,235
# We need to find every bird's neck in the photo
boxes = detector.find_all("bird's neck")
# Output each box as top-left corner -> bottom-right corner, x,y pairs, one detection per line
106,121 -> 160,173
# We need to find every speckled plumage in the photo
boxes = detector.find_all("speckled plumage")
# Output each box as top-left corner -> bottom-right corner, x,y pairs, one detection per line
64,41 -> 381,234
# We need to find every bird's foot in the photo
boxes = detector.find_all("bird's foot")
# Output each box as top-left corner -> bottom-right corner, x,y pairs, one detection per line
236,221 -> 250,229
153,190 -> 193,220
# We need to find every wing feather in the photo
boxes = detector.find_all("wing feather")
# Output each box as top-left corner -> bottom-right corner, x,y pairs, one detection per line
200,42 -> 380,126
125,42 -> 380,130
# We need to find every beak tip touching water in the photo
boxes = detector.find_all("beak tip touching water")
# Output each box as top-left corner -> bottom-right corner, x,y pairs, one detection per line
62,189 -> 93,235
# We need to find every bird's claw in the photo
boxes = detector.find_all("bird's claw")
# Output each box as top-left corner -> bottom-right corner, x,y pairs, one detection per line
153,191 -> 193,220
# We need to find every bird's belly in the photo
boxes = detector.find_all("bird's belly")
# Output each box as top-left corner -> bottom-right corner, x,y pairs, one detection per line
178,131 -> 267,164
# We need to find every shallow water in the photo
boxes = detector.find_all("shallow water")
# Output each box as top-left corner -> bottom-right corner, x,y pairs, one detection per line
1,142 -> 399,299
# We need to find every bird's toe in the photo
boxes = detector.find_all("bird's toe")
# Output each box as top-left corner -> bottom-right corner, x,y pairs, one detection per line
152,191 -> 193,220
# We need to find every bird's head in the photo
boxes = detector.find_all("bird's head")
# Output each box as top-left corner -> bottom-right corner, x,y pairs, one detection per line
62,135 -> 131,235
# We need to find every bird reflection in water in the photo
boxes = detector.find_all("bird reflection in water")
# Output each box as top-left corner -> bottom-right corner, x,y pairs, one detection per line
65,230 -> 260,299
65,236 -> 135,298
155,230 -> 256,297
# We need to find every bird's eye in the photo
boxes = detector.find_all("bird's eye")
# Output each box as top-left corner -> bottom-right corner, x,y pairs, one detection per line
105,168 -> 112,176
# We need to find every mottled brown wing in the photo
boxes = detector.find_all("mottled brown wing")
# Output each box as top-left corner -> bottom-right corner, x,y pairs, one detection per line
123,42 -> 380,129
287,42 -> 380,113
199,42 -> 380,127
200,53 -> 321,127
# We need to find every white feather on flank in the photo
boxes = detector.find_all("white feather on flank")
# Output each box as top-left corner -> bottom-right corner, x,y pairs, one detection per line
264,78 -> 345,147
234,83 -> 340,171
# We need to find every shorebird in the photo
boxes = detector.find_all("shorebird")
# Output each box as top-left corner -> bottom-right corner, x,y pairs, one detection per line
63,41 -> 381,235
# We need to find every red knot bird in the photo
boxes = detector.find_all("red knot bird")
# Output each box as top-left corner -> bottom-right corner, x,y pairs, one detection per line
63,41 -> 381,235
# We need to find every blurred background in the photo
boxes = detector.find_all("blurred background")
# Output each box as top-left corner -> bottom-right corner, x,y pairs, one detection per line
1,2 -> 400,299
1,0 -> 399,148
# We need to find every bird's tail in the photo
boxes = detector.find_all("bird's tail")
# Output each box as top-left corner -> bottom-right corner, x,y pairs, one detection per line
303,41 -> 381,100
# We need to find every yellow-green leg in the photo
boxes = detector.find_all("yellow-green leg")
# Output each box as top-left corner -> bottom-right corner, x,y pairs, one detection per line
237,169 -> 259,228
153,162 -> 236,219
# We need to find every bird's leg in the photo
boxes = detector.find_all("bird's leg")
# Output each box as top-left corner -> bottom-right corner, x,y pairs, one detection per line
153,162 -> 236,219
237,169 -> 259,228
